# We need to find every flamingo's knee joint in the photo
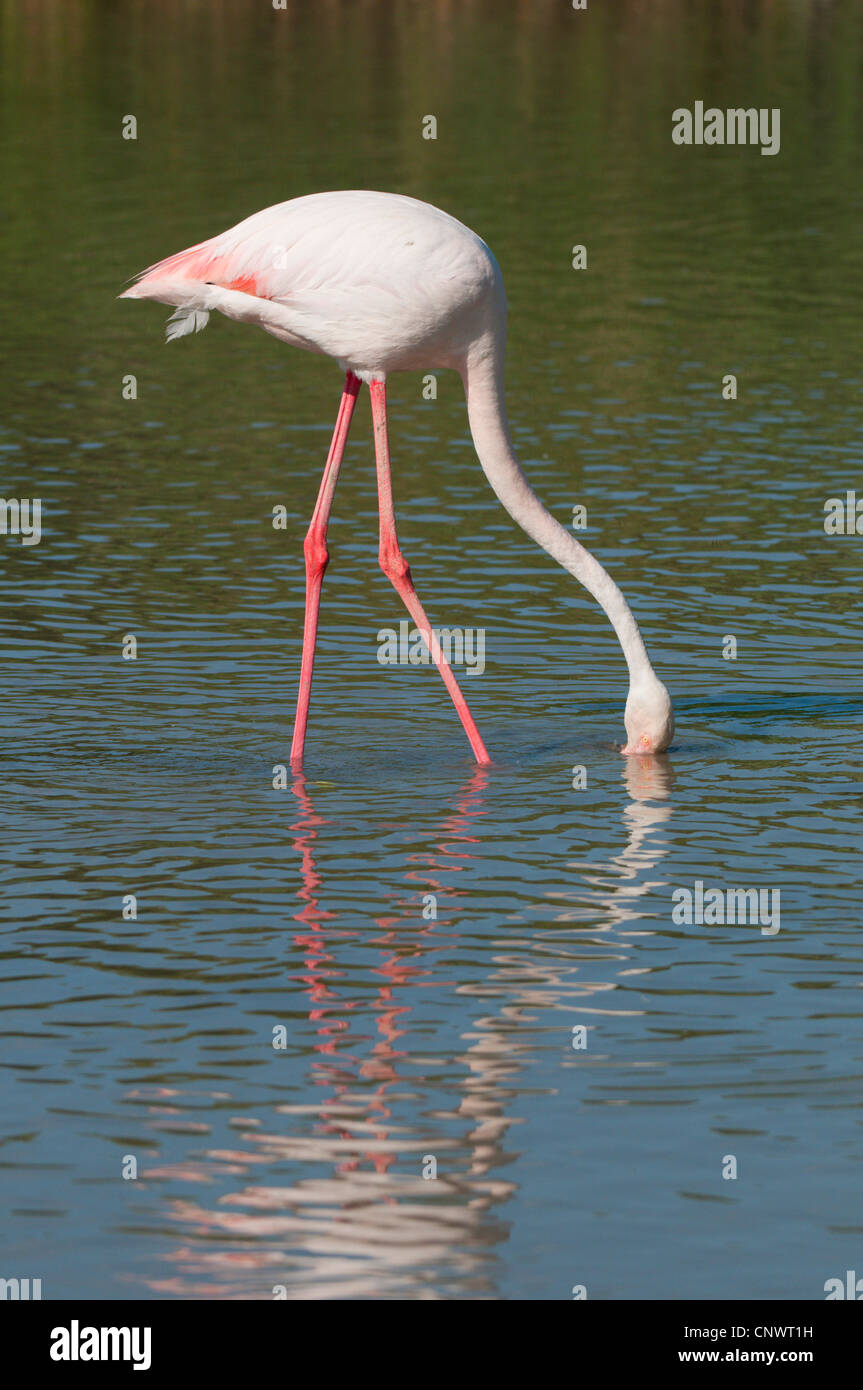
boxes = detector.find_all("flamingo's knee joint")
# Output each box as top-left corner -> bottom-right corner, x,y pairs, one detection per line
304,534 -> 329,578
379,548 -> 411,584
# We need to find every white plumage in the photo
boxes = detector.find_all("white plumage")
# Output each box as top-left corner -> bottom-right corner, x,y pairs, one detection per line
164,307 -> 210,342
122,190 -> 501,379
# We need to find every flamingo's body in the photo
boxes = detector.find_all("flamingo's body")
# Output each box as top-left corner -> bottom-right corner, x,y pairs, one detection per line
121,190 -> 674,761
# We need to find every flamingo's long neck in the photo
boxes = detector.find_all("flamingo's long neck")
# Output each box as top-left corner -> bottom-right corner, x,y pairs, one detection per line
462,345 -> 655,687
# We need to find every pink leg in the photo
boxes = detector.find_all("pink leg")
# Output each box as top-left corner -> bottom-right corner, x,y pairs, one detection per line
369,378 -> 491,765
290,372 -> 361,766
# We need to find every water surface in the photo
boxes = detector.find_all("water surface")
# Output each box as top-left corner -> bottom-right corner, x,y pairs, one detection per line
1,0 -> 862,1300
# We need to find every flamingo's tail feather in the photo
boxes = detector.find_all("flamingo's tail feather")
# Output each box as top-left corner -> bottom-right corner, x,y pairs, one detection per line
121,242 -> 213,296
165,307 -> 211,342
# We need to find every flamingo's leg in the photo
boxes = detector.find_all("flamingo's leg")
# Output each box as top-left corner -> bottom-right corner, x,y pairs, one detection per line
290,371 -> 361,766
369,378 -> 491,765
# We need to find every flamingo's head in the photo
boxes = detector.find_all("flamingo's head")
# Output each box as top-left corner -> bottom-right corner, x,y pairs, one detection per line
622,676 -> 674,756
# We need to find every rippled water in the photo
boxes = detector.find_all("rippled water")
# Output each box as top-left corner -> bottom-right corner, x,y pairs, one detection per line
2,0 -> 862,1300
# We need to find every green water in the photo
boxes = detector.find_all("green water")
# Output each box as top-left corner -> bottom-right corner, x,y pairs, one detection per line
1,0 -> 862,1300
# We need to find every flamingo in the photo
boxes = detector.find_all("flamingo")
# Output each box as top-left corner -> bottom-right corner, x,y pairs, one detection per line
120,190 -> 674,764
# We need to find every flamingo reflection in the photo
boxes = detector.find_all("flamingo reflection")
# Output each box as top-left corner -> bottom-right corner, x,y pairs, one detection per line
140,751 -> 674,1298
